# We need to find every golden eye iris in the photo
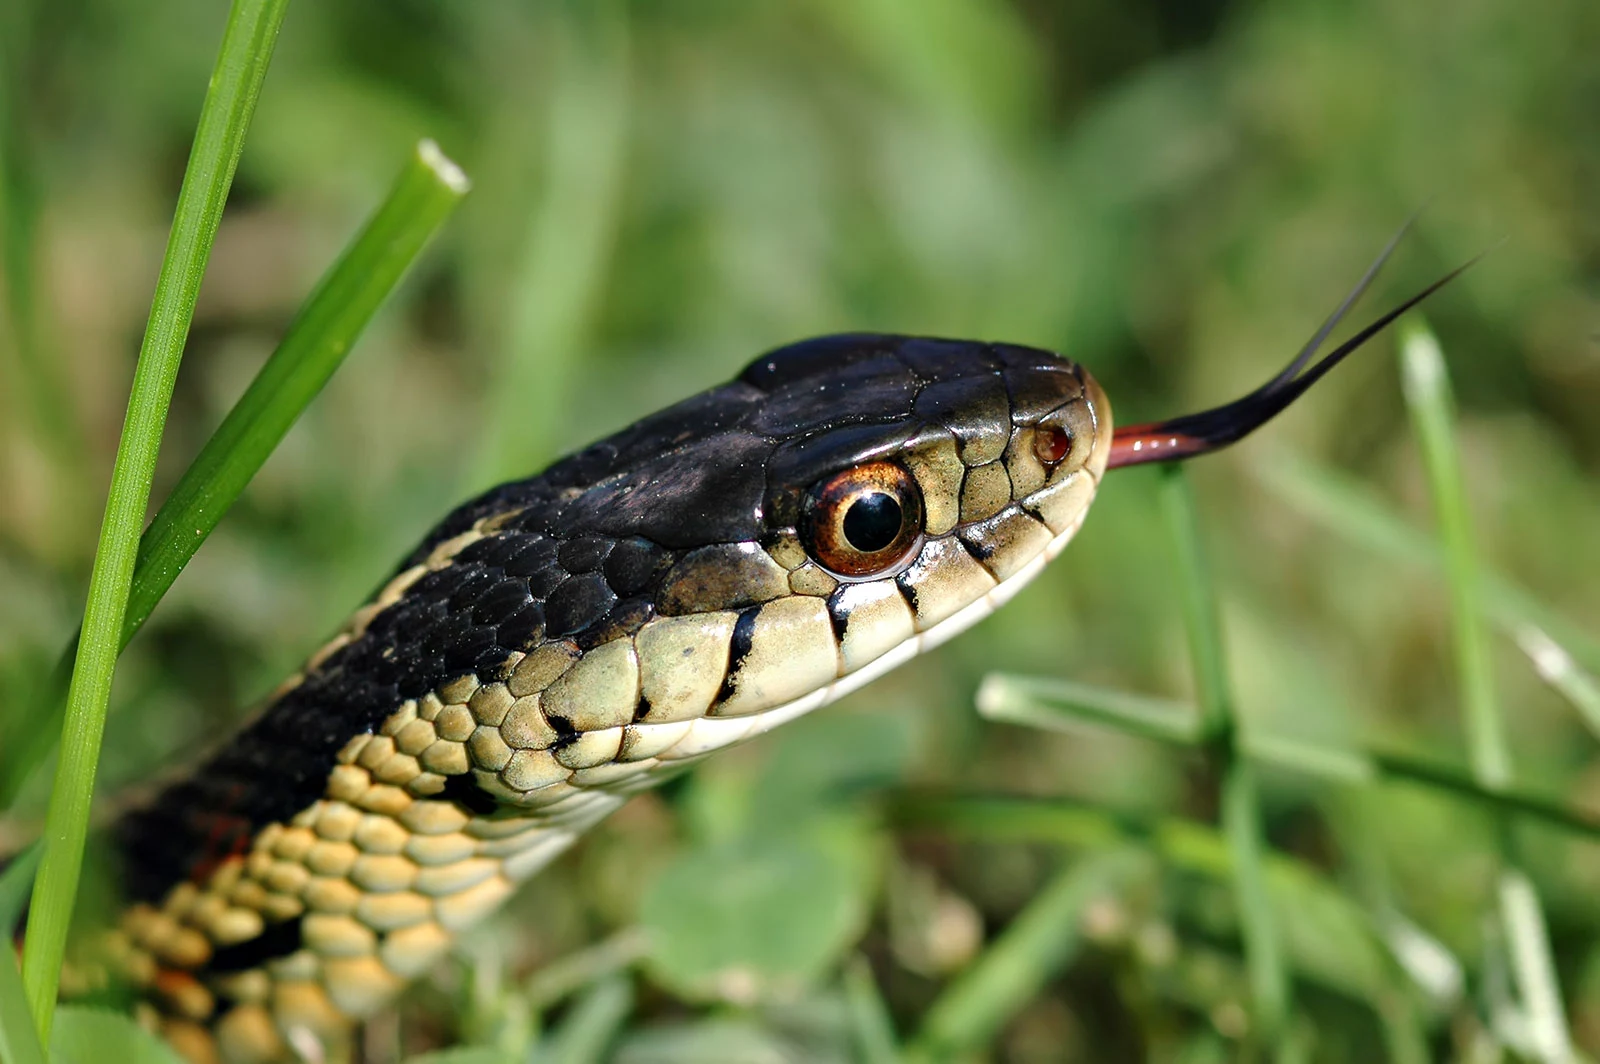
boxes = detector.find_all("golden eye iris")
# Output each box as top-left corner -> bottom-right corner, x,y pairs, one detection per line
1033,424 -> 1072,466
802,461 -> 924,578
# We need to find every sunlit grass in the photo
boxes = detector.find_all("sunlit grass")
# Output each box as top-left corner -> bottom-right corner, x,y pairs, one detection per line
18,0 -> 291,1035
6,1 -> 468,1049
1400,319 -> 1569,1061
0,140 -> 470,806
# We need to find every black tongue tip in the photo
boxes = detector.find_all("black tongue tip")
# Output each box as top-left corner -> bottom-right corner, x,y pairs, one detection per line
1106,237 -> 1478,471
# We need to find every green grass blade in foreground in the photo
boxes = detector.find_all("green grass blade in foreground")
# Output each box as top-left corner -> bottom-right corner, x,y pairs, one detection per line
1160,465 -> 1291,1046
0,140 -> 469,807
19,0 -> 288,1037
1516,625 -> 1600,744
978,673 -> 1600,838
1253,456 -> 1600,677
906,848 -> 1148,1061
1399,320 -> 1570,1061
978,672 -> 1202,743
125,139 -> 468,640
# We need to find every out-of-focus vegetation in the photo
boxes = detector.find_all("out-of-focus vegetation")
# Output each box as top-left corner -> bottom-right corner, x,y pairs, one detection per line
1,0 -> 1596,1060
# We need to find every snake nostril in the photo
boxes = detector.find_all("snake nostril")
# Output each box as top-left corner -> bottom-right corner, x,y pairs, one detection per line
1034,425 -> 1072,466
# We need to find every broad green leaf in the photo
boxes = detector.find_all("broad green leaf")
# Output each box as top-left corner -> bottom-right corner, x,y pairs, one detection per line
641,836 -> 866,1002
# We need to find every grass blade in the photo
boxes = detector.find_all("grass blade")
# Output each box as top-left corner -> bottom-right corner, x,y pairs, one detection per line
1399,319 -> 1570,1061
906,848 -> 1147,1060
978,673 -> 1600,838
844,956 -> 901,1064
977,673 -> 1202,744
522,929 -> 647,1013
1160,464 -> 1292,1047
534,976 -> 633,1064
0,944 -> 46,1064
1399,322 -> 1504,787
18,0 -> 289,1037
1254,455 -> 1600,677
894,794 -> 1414,1009
0,140 -> 469,806
476,3 -> 631,487
1516,625 -> 1600,743
0,841 -> 41,935
123,139 -> 469,642
0,2 -> 87,484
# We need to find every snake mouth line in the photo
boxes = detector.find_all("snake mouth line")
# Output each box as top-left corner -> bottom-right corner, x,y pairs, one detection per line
691,503 -> 1091,756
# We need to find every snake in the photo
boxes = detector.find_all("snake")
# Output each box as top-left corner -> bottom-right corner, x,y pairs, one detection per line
66,236 -> 1462,1063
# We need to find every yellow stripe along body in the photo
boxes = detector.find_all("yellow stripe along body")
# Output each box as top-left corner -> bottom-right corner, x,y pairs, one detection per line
86,336 -> 1113,1063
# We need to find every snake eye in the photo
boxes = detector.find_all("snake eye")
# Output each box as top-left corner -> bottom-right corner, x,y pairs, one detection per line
802,461 -> 924,578
1034,424 -> 1073,466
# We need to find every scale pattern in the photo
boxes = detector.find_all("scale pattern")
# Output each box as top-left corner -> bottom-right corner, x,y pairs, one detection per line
92,333 -> 1112,1064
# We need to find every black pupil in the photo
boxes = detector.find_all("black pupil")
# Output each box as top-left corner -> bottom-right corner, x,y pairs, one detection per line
841,492 -> 903,553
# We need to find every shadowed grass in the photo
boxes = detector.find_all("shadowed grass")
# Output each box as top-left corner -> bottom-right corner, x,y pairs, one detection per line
905,847 -> 1149,1060
533,976 -> 634,1064
845,955 -> 902,1064
18,0 -> 290,1036
1160,464 -> 1293,1054
1399,319 -> 1570,1061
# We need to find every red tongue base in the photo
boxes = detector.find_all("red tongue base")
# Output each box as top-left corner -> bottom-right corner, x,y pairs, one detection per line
1106,426 -> 1207,470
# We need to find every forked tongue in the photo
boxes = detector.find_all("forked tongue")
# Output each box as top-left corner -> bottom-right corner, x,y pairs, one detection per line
1106,226 -> 1477,470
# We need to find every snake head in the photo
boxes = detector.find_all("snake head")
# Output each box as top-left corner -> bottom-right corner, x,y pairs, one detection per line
546,335 -> 1116,739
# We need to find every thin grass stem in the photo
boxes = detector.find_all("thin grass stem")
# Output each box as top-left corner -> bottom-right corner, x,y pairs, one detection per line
1255,455 -> 1600,677
17,0 -> 289,1037
893,794 -> 1413,1008
977,673 -> 1600,838
1516,626 -> 1600,744
522,929 -> 647,1013
1160,464 -> 1292,1048
535,976 -> 633,1064
844,956 -> 902,1064
0,140 -> 469,808
1400,319 -> 1570,1061
475,4 -> 630,488
977,673 -> 1202,744
905,848 -> 1148,1060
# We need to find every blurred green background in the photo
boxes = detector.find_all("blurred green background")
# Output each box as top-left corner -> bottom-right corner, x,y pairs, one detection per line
2,0 -> 1598,1060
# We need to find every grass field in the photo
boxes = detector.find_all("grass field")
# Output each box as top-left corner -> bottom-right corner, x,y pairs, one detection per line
1,1 -> 1598,1060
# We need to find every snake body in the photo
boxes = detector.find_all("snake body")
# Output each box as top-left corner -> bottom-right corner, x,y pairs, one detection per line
95,333 -> 1112,1063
